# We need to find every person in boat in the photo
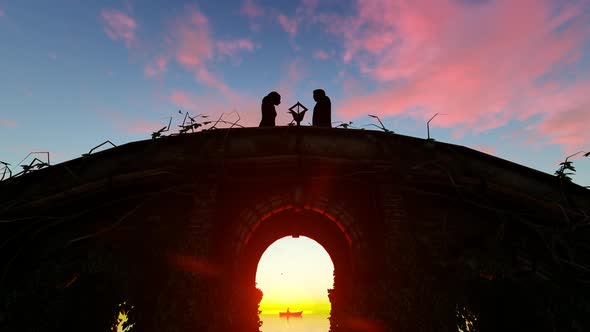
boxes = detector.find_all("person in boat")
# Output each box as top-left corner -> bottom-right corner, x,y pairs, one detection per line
312,89 -> 331,128
279,308 -> 302,317
259,91 -> 281,127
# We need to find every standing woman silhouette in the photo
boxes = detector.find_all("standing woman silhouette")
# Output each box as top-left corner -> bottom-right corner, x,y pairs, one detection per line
259,91 -> 281,127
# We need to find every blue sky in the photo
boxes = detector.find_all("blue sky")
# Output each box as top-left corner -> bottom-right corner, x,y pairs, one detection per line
1,0 -> 589,186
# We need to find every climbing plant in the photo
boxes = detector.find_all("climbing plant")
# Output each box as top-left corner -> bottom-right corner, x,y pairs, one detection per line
554,151 -> 589,186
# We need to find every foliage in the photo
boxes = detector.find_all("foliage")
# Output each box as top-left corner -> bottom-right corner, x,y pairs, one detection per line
178,110 -> 211,134
554,151 -> 588,185
456,305 -> 478,332
555,160 -> 577,182
110,301 -> 135,332
151,117 -> 172,139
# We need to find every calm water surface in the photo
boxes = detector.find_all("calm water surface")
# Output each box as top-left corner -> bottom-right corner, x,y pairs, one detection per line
260,314 -> 330,332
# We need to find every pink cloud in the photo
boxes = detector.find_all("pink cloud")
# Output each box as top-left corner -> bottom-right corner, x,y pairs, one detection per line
100,9 -> 137,48
536,84 -> 590,147
169,90 -> 262,126
127,119 -> 166,134
317,0 -> 590,148
278,14 -> 298,36
162,7 -> 256,96
169,74 -> 316,127
144,56 -> 168,77
240,0 -> 264,17
313,50 -> 331,60
0,8 -> 5,17
275,0 -> 318,38
0,119 -> 17,127
170,91 -> 196,109
194,67 -> 231,95
216,39 -> 255,57
164,5 -> 238,93
171,7 -> 213,68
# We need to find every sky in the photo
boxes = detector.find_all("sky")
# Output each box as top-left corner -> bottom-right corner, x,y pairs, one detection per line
256,236 -> 333,315
1,0 -> 590,315
0,0 -> 589,186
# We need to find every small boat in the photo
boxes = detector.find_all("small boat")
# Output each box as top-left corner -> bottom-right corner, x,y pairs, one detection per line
279,308 -> 302,318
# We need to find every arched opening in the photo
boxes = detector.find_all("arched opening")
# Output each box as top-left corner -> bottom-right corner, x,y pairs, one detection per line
256,236 -> 334,331
231,207 -> 356,332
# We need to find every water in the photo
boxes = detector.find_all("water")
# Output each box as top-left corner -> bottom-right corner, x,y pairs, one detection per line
260,314 -> 330,332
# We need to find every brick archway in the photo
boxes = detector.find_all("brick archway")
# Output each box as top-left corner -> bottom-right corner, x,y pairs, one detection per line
232,193 -> 363,256
208,191 -> 371,331
237,209 -> 352,330
235,207 -> 354,284
2,127 -> 590,332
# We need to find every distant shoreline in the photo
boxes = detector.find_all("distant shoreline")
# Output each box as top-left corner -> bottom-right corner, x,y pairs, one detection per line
259,312 -> 330,317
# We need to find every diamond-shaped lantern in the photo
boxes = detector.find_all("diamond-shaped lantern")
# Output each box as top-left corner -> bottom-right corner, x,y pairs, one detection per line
288,101 -> 308,127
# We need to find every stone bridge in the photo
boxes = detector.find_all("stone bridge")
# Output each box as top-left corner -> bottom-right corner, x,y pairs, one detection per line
1,127 -> 589,332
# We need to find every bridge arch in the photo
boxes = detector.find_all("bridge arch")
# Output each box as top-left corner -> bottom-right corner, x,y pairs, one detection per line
2,128 -> 590,331
237,208 -> 352,327
208,186 -> 379,331
233,200 -> 357,284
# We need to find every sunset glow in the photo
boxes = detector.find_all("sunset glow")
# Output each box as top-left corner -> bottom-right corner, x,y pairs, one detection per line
256,236 -> 333,316
0,0 -> 589,186
2,2 -> 589,331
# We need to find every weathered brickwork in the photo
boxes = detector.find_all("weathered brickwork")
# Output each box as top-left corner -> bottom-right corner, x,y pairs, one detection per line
1,127 -> 589,332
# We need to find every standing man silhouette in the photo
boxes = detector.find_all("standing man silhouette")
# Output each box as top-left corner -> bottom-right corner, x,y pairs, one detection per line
259,91 -> 281,127
312,89 -> 331,127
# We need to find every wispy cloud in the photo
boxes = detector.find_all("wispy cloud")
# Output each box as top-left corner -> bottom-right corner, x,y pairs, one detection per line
169,90 -> 199,110
216,39 -> 255,58
239,0 -> 318,37
0,119 -> 17,127
100,8 -> 137,48
160,6 -> 258,95
0,8 -> 5,18
163,6 -> 232,93
240,0 -> 264,18
170,7 -> 213,69
313,49 -> 331,60
278,14 -> 298,36
275,0 -> 318,37
169,89 -> 261,126
144,56 -> 168,77
316,0 -> 590,148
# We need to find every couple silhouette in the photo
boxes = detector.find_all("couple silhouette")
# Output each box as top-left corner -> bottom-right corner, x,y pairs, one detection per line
259,89 -> 331,128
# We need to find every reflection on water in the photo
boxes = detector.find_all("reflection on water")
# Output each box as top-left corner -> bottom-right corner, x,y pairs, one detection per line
260,314 -> 330,332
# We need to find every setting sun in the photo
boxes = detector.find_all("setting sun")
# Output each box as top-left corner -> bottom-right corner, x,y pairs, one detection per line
256,236 -> 334,316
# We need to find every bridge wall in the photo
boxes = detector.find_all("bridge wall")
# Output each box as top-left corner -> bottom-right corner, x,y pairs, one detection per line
1,127 -> 589,331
